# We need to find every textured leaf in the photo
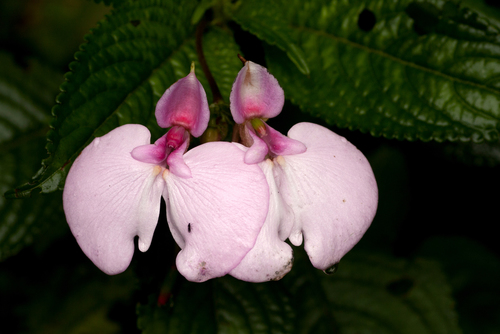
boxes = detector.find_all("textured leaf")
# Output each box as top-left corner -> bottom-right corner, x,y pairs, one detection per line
137,273 -> 294,334
138,249 -> 460,334
418,236 -> 500,334
0,245 -> 137,333
92,0 -> 127,7
229,0 -> 310,75
236,0 -> 500,142
5,0 -> 242,198
320,251 -> 462,334
0,53 -> 66,261
281,249 -> 462,334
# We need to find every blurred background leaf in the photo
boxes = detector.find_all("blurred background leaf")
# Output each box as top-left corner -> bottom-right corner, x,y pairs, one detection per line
137,249 -> 461,334
0,236 -> 138,333
232,0 -> 500,142
0,52 -> 67,261
418,236 -> 500,334
0,0 -> 111,69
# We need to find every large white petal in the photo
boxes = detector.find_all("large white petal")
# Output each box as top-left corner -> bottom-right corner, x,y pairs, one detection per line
163,142 -> 269,282
63,124 -> 165,275
275,122 -> 378,270
229,159 -> 294,282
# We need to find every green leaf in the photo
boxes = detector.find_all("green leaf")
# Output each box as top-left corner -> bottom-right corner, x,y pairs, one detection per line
418,236 -> 500,334
0,53 -> 67,261
92,0 -> 127,7
191,0 -> 215,25
241,0 -> 500,142
137,272 -> 217,334
229,0 -> 310,75
137,273 -> 295,334
5,0 -> 242,198
138,249 -> 460,334
213,277 -> 295,334
1,246 -> 137,333
318,251 -> 462,334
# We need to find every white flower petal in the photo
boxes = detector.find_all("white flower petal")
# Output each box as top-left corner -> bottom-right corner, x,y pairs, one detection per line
275,122 -> 378,269
230,159 -> 294,282
163,142 -> 269,282
63,124 -> 165,275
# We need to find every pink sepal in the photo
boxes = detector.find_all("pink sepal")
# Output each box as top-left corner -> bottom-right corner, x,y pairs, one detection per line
63,124 -> 165,275
261,123 -> 306,157
131,132 -> 169,164
275,123 -> 378,270
230,61 -> 284,124
163,142 -> 269,282
166,136 -> 192,179
155,70 -> 209,137
244,126 -> 269,164
229,159 -> 294,282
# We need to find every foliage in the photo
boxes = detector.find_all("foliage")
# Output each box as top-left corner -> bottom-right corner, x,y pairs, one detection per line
2,0 -> 500,333
0,53 -> 66,260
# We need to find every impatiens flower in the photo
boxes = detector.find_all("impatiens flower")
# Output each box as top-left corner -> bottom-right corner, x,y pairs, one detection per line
63,65 -> 269,282
229,60 -> 378,275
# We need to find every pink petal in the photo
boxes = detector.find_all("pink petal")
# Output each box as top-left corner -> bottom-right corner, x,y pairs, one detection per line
244,126 -> 269,164
229,159 -> 294,282
275,123 -> 378,270
131,132 -> 168,164
262,123 -> 306,157
230,61 -> 284,123
166,136 -> 192,178
163,142 -> 269,282
63,124 -> 165,275
155,67 -> 210,137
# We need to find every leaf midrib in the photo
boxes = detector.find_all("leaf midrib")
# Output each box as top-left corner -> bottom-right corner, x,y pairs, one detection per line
293,25 -> 500,97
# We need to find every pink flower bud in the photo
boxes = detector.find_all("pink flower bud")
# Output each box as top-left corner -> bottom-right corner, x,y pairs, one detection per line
230,61 -> 284,124
155,63 -> 210,137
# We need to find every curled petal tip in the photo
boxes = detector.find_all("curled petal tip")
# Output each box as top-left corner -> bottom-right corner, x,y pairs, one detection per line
244,128 -> 268,164
262,123 -> 307,157
131,143 -> 166,164
138,238 -> 150,252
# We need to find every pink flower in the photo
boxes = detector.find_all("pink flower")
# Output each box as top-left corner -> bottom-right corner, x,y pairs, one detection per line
229,61 -> 378,279
63,65 -> 269,282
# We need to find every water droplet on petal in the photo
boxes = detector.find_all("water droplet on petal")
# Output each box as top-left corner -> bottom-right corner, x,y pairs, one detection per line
323,263 -> 339,275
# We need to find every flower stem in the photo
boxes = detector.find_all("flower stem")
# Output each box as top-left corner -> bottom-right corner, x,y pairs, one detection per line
237,54 -> 247,64
196,18 -> 223,104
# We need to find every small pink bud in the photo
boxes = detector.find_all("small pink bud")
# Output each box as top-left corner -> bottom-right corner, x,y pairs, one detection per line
230,61 -> 284,124
155,62 -> 210,137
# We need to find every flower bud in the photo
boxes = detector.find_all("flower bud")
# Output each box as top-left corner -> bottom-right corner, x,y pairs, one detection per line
155,62 -> 210,137
230,61 -> 284,124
